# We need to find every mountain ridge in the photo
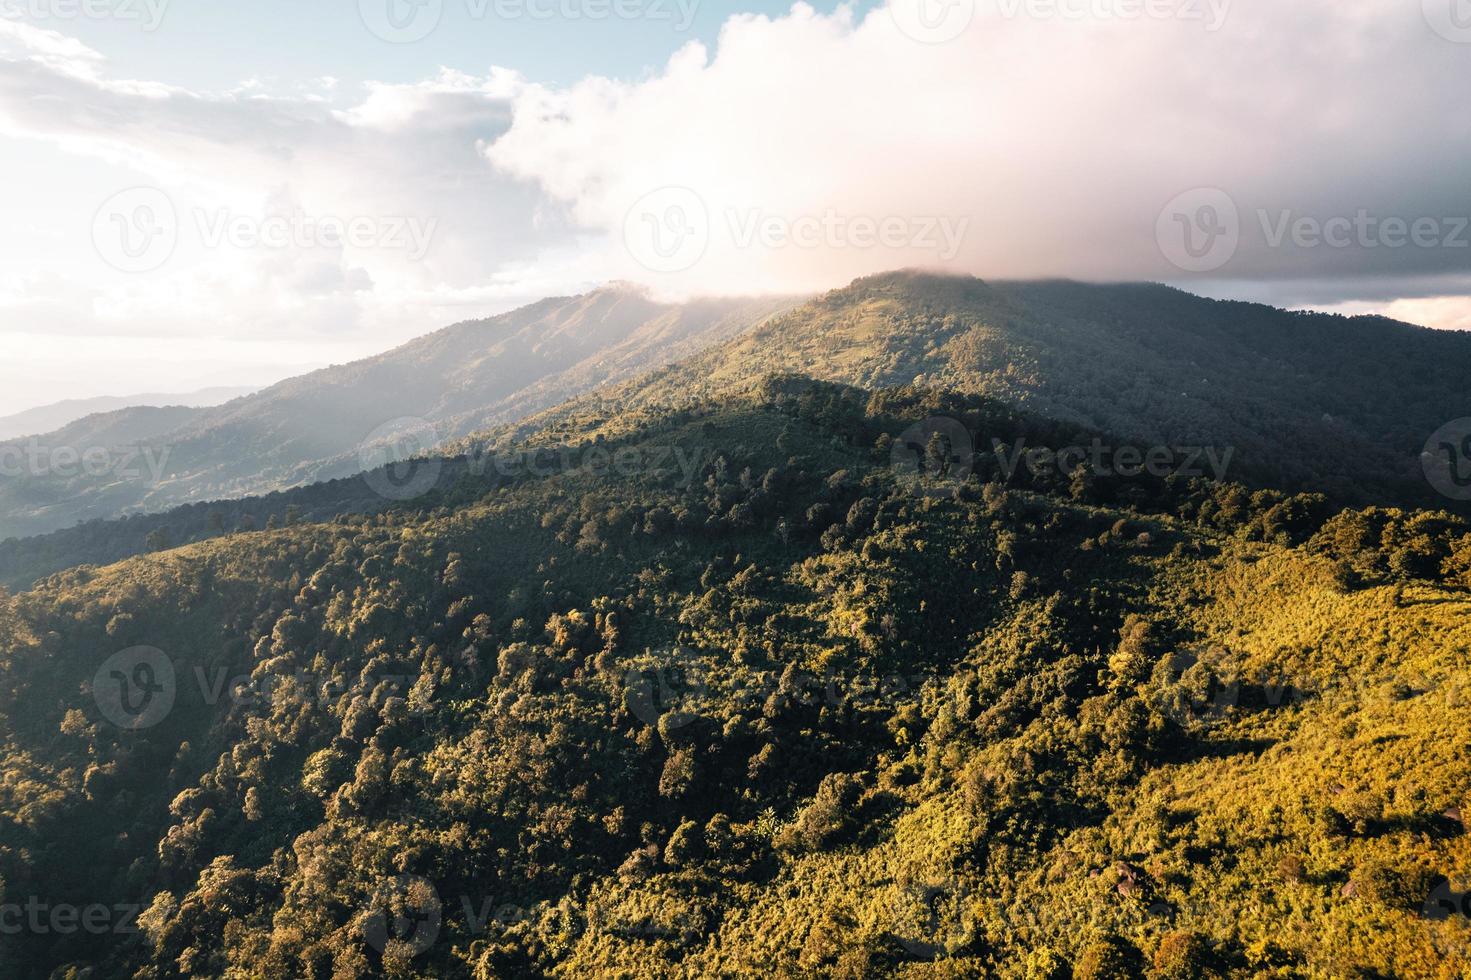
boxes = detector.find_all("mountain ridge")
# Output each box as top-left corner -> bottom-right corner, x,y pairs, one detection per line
470,271 -> 1469,508
0,290 -> 799,540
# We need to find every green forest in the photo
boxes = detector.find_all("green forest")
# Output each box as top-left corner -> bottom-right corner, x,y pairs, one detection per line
0,369 -> 1467,977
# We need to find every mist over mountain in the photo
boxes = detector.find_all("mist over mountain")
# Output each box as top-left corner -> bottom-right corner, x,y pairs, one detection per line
0,387 -> 257,441
476,272 -> 1471,508
0,289 -> 797,541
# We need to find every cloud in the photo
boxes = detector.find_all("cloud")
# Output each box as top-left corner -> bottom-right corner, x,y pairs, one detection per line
0,29 -> 578,348
483,0 -> 1471,302
1375,296 -> 1471,332
0,0 -> 1468,415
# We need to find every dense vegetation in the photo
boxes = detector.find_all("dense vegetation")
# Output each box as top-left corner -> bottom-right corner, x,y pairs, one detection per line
518,272 -> 1471,509
0,377 -> 1467,977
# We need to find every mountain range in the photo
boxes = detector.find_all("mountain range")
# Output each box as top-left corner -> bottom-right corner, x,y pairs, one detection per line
493,273 -> 1470,507
5,273 -> 1469,547
1,371 -> 1467,978
0,289 -> 797,540
0,386 -> 258,442
2,271 -> 1470,977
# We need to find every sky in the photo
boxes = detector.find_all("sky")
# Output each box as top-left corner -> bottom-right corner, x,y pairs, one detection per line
1,0 -> 1469,416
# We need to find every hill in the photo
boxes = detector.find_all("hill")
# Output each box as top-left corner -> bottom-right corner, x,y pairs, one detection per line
0,289 -> 796,541
0,378 -> 1466,977
495,272 -> 1471,508
0,387 -> 257,442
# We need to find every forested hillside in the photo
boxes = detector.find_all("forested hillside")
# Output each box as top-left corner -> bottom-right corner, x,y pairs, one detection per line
508,272 -> 1470,508
1,378 -> 1467,978
0,290 -> 795,541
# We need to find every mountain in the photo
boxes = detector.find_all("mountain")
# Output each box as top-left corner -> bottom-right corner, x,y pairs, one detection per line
0,386 -> 257,441
0,289 -> 797,541
0,378 -> 1466,978
8,272 -> 1466,545
8,270 -> 1470,590
495,271 -> 1471,508
0,387 -> 259,442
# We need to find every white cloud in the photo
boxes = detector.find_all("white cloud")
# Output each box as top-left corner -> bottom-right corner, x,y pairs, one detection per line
1373,296 -> 1471,332
484,0 -> 1471,298
0,0 -> 1468,413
